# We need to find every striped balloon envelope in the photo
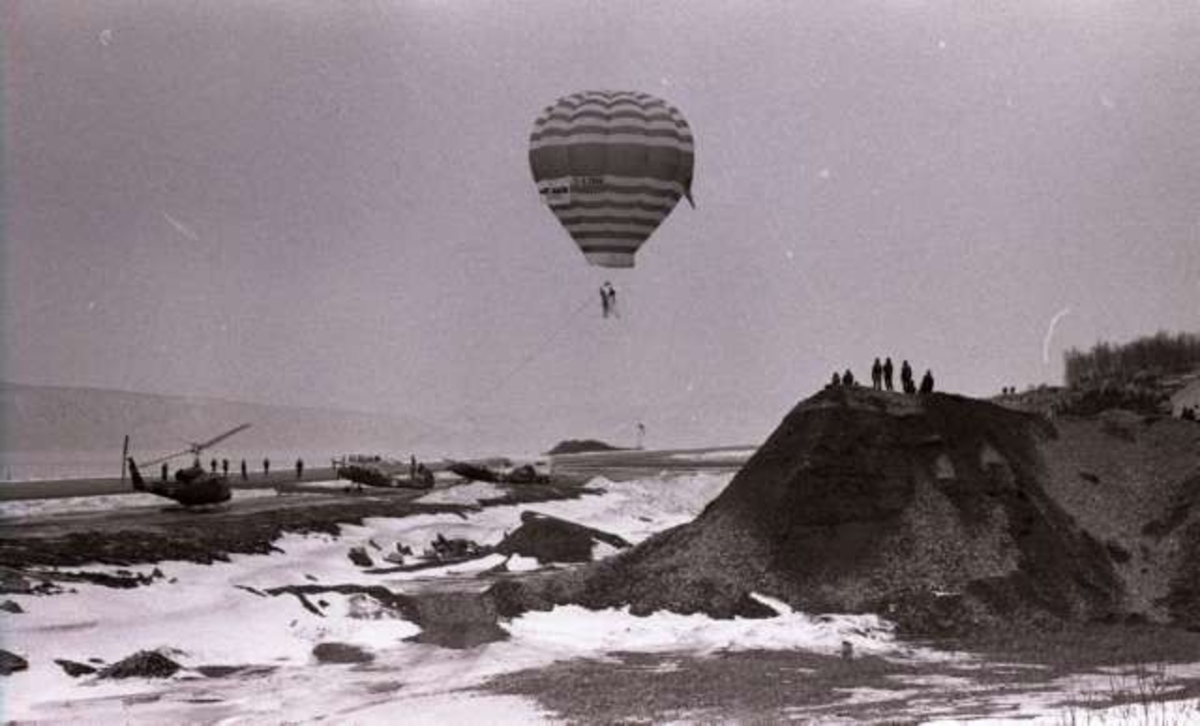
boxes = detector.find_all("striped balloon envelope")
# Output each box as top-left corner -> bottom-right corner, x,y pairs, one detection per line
529,90 -> 694,268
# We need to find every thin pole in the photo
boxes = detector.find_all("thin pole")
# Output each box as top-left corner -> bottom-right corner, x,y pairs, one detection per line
121,435 -> 130,484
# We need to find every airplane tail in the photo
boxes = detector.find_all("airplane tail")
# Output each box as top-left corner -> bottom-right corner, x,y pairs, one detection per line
127,458 -> 147,492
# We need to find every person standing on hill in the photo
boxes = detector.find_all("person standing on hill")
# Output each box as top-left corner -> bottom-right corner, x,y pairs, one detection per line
263,458 -> 270,478
920,370 -> 935,394
222,459 -> 229,478
210,458 -> 218,474
295,458 -> 304,481
843,369 -> 856,387
871,358 -> 882,390
831,372 -> 841,388
900,360 -> 913,394
883,357 -> 894,391
241,459 -> 248,481
161,462 -> 169,482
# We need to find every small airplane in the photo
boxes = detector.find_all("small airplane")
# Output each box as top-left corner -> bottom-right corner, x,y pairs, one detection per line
126,423 -> 251,507
447,459 -> 550,485
334,454 -> 434,491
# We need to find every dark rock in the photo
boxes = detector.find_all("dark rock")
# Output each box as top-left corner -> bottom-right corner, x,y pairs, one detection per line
0,568 -> 36,595
0,650 -> 28,675
495,511 -> 631,563
348,547 -> 374,567
312,642 -> 373,664
406,590 -> 509,648
100,650 -> 182,679
0,600 -> 23,614
196,664 -> 277,679
55,659 -> 97,677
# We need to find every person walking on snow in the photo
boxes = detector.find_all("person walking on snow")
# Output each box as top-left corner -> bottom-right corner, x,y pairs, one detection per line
883,357 -> 894,391
871,358 -> 883,390
600,284 -> 611,318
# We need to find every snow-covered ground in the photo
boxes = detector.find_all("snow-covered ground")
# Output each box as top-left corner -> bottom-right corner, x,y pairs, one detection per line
4,469 -> 1198,724
3,472 -> 749,722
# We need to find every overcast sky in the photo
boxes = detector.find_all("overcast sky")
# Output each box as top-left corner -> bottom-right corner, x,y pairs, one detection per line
4,1 -> 1199,449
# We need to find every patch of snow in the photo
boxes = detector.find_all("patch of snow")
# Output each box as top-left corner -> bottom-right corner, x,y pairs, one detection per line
503,594 -> 945,662
416,482 -> 506,505
504,555 -> 541,572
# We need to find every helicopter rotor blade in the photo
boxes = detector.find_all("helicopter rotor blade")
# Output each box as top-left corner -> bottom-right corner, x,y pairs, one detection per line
193,423 -> 252,452
140,449 -> 195,467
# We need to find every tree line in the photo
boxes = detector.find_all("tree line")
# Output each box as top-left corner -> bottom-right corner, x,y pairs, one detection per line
1064,331 -> 1200,388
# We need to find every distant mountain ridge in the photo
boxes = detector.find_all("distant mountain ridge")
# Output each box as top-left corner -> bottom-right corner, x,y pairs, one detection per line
0,382 -> 443,457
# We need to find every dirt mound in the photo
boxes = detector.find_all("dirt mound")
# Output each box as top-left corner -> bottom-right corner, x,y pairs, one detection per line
1038,411 -> 1200,629
495,511 -> 631,563
493,388 -> 1137,633
100,650 -> 181,679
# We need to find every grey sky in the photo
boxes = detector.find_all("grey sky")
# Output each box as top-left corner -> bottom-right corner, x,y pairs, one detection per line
4,1 -> 1199,450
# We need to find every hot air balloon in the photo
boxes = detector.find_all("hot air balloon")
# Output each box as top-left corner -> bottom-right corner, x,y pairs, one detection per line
529,90 -> 694,269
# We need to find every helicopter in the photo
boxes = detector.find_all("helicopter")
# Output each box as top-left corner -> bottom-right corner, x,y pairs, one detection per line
126,423 -> 251,507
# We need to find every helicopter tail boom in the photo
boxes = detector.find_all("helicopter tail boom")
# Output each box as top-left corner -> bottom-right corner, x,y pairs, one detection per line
127,458 -> 147,492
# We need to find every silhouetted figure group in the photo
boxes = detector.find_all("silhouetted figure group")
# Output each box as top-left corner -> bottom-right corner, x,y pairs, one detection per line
870,358 -> 895,391
1000,386 -> 1019,396
830,357 -> 934,395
